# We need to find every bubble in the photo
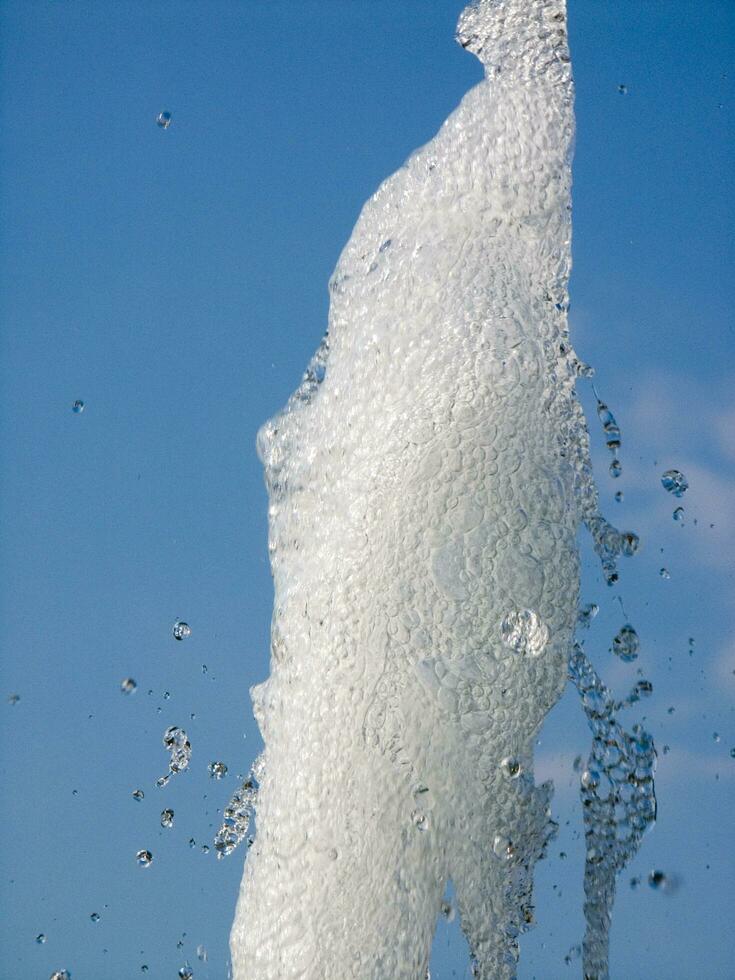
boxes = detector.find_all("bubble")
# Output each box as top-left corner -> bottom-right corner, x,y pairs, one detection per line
136,850 -> 153,868
500,757 -> 522,778
132,789 -> 144,802
492,835 -> 515,860
609,459 -> 622,479
659,568 -> 670,579
156,111 -> 172,129
673,506 -> 685,522
612,624 -> 639,662
196,945 -> 208,962
161,808 -> 175,828
120,678 -> 137,695
90,913 -> 100,923
577,603 -> 599,628
72,400 -> 84,414
500,609 -> 549,656
172,621 -> 191,641
661,469 -> 688,497
36,934 -> 47,944
208,761 -> 228,780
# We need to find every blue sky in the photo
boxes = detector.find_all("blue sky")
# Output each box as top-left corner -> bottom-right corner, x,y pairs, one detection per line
0,2 -> 733,978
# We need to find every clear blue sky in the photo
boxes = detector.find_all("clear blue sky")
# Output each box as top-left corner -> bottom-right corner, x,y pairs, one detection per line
0,2 -> 733,978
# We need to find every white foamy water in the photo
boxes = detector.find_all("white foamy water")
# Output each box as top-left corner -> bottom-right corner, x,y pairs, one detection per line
230,1 -> 647,977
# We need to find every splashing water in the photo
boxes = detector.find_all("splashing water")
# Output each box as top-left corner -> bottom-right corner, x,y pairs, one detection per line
158,726 -> 191,786
230,2 -> 650,978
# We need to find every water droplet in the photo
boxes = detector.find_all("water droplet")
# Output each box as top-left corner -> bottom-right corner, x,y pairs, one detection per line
196,945 -> 208,962
50,972 -> 71,980
201,844 -> 210,854
72,400 -> 84,414
492,835 -> 515,860
609,459 -> 622,478
132,789 -> 144,802
629,876 -> 641,890
440,901 -> 455,922
612,624 -> 639,662
161,808 -> 174,828
713,732 -> 720,743
730,748 -> 735,759
618,83 -> 628,94
136,849 -> 153,868
7,693 -> 20,705
500,609 -> 549,656
208,761 -> 228,780
161,725 -> 191,779
661,469 -> 688,497
172,621 -> 191,641
500,756 -> 522,779
156,111 -> 172,129
648,869 -> 679,893
411,810 -> 429,831
673,506 -> 685,523
163,691 -> 171,701
620,531 -> 639,556
90,913 -> 100,923
659,567 -> 670,579
178,967 -> 193,980
577,603 -> 599,628
614,490 -> 624,502
580,768 -> 600,790
36,934 -> 47,944
120,678 -> 137,695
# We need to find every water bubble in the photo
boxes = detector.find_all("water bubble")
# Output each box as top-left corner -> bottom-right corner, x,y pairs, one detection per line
659,568 -> 670,579
156,111 -> 172,129
614,491 -> 624,502
90,913 -> 100,923
208,761 -> 228,780
36,934 -> 47,944
612,624 -> 639,662
161,808 -> 174,828
500,756 -> 522,779
172,621 -> 191,641
673,506 -> 685,523
136,849 -> 153,868
132,789 -> 144,802
196,945 -> 208,962
492,835 -> 515,860
577,603 -> 599,628
609,459 -> 622,478
661,469 -> 688,497
120,678 -> 137,695
500,609 -> 549,656
620,531 -> 639,556
72,400 -> 84,414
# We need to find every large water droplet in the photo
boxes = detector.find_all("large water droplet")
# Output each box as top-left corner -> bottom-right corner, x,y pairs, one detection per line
172,621 -> 191,641
612,624 -> 639,662
500,756 -> 522,778
500,609 -> 549,656
492,835 -> 515,860
136,849 -> 153,868
661,469 -> 688,497
156,111 -> 172,129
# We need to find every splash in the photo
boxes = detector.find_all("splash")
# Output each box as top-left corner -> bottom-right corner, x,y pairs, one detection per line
230,1 -> 650,977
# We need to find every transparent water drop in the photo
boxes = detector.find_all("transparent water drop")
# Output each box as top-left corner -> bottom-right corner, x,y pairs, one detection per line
492,835 -> 515,860
500,609 -> 549,656
160,808 -> 174,828
630,876 -> 641,890
618,83 -> 628,94
614,490 -> 623,502
661,469 -> 688,497
673,506 -> 685,522
120,678 -> 137,695
172,621 -> 191,641
580,768 -> 600,790
577,602 -> 599,628
178,967 -> 193,980
36,934 -> 47,944
208,761 -> 228,780
136,849 -> 153,868
500,756 -> 522,779
659,568 -> 670,579
90,913 -> 100,923
196,945 -> 208,962
609,459 -> 622,478
411,810 -> 429,832
50,972 -> 71,980
440,901 -> 455,922
612,624 -> 639,662
72,400 -> 84,414
132,789 -> 144,802
713,733 -> 720,743
620,531 -> 639,556
161,725 -> 191,778
156,111 -> 172,129
7,693 -> 20,705
648,869 -> 678,893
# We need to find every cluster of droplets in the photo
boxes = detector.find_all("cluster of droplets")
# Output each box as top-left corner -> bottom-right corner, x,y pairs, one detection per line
586,515 -> 639,586
569,644 -> 656,979
214,755 -> 262,859
595,394 -> 622,479
157,725 -> 191,787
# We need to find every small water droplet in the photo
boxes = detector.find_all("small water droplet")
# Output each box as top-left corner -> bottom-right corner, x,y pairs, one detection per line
620,531 -> 639,556
500,609 -> 549,656
196,945 -> 208,962
500,756 -> 522,779
659,567 -> 670,579
580,768 -> 600,790
136,849 -> 153,868
673,506 -> 685,523
7,693 -> 20,705
618,83 -> 628,94
172,621 -> 191,641
614,490 -> 624,502
161,808 -> 174,828
440,901 -> 455,921
72,400 -> 84,414
161,725 -> 191,779
661,469 -> 688,497
577,603 -> 599,628
163,691 -> 171,700
713,732 -> 721,743
208,761 -> 228,780
156,111 -> 172,129
90,913 -> 100,923
648,869 -> 678,893
609,459 -> 622,478
36,934 -> 47,944
132,789 -> 144,802
178,967 -> 193,980
50,972 -> 71,980
120,678 -> 137,695
612,624 -> 639,662
630,876 -> 641,890
492,835 -> 515,860
411,810 -> 429,832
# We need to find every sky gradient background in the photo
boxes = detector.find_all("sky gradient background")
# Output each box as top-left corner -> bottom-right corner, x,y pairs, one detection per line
1,1 -> 733,978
